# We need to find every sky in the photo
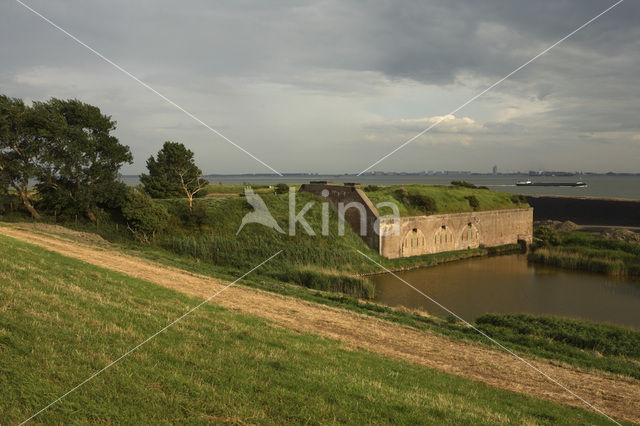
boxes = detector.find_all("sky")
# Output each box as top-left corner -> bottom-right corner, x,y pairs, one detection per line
1,0 -> 639,175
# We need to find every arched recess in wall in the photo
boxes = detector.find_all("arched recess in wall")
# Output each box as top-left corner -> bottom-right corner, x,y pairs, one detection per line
433,226 -> 455,252
401,228 -> 426,257
458,222 -> 480,249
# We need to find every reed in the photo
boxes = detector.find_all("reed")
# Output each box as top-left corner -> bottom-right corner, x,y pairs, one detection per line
529,227 -> 640,277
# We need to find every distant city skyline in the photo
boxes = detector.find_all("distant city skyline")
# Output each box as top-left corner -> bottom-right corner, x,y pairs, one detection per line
2,1 -> 639,174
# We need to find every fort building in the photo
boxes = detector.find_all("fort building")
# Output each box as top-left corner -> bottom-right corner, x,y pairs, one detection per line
299,182 -> 533,259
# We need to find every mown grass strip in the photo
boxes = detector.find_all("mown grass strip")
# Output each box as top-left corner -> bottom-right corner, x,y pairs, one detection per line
0,234 -> 618,424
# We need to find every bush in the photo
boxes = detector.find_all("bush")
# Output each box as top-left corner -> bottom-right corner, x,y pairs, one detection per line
274,183 -> 289,194
533,226 -> 562,247
167,200 -> 209,230
363,185 -> 381,192
451,180 -> 477,188
121,189 -> 169,243
408,194 -> 437,214
464,195 -> 480,210
511,194 -> 528,204
394,187 -> 410,205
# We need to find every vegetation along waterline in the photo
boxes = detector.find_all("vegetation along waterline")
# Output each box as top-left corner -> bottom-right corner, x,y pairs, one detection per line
529,226 -> 640,278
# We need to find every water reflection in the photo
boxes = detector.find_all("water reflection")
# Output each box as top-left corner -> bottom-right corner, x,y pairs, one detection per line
369,254 -> 640,329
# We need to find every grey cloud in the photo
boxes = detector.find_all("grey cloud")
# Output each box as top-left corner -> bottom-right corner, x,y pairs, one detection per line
0,0 -> 638,173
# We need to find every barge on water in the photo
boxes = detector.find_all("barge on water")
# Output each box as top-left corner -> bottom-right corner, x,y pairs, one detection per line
516,180 -> 587,187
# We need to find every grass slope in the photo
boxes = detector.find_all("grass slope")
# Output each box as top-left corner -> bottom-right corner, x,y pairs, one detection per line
0,235 -> 615,424
153,192 -> 522,297
364,184 -> 528,216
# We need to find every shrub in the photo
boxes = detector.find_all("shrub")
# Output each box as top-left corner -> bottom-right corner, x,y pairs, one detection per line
464,195 -> 480,210
408,194 -> 437,214
363,185 -> 381,192
274,183 -> 289,194
511,194 -> 528,204
451,180 -> 477,188
394,187 -> 409,205
167,200 -> 209,230
121,189 -> 169,243
533,226 -> 562,247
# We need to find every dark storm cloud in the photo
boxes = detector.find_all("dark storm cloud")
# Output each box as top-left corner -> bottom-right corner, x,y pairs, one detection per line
0,0 -> 638,173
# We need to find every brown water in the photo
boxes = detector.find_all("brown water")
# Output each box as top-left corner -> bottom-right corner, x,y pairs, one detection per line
369,254 -> 640,329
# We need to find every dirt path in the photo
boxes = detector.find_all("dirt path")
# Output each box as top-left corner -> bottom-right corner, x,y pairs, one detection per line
1,224 -> 638,423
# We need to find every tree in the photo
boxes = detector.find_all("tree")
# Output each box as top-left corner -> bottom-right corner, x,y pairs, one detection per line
0,170 -> 14,214
0,95 -> 57,219
140,141 -> 206,210
35,98 -> 133,220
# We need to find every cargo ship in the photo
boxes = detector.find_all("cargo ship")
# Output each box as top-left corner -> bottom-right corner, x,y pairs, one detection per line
515,180 -> 587,187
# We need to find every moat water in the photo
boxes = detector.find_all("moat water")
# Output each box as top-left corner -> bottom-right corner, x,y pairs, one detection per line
368,254 -> 640,329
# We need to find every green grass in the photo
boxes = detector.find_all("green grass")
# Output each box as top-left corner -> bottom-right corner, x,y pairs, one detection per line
475,314 -> 640,380
364,184 -> 528,216
201,183 -> 272,195
528,228 -> 640,277
0,235 -> 620,424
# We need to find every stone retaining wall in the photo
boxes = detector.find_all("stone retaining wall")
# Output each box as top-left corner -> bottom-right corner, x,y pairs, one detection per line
299,182 -> 533,259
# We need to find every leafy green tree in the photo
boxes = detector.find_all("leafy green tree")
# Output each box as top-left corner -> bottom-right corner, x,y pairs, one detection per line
36,98 -> 132,220
0,96 -> 60,219
140,141 -> 206,209
121,188 -> 169,243
0,171 -> 14,214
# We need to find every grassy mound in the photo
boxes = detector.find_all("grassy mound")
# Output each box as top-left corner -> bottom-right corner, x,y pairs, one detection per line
0,235 -> 614,424
363,184 -> 528,216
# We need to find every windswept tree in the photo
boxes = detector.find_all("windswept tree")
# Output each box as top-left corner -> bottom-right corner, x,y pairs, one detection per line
140,141 -> 206,209
0,95 -> 58,219
36,98 -> 133,221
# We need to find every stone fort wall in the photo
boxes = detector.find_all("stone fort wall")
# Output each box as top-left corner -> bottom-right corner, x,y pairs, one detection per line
378,209 -> 533,259
299,182 -> 533,259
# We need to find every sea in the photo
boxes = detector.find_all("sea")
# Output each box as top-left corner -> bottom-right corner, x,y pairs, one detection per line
122,174 -> 640,200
